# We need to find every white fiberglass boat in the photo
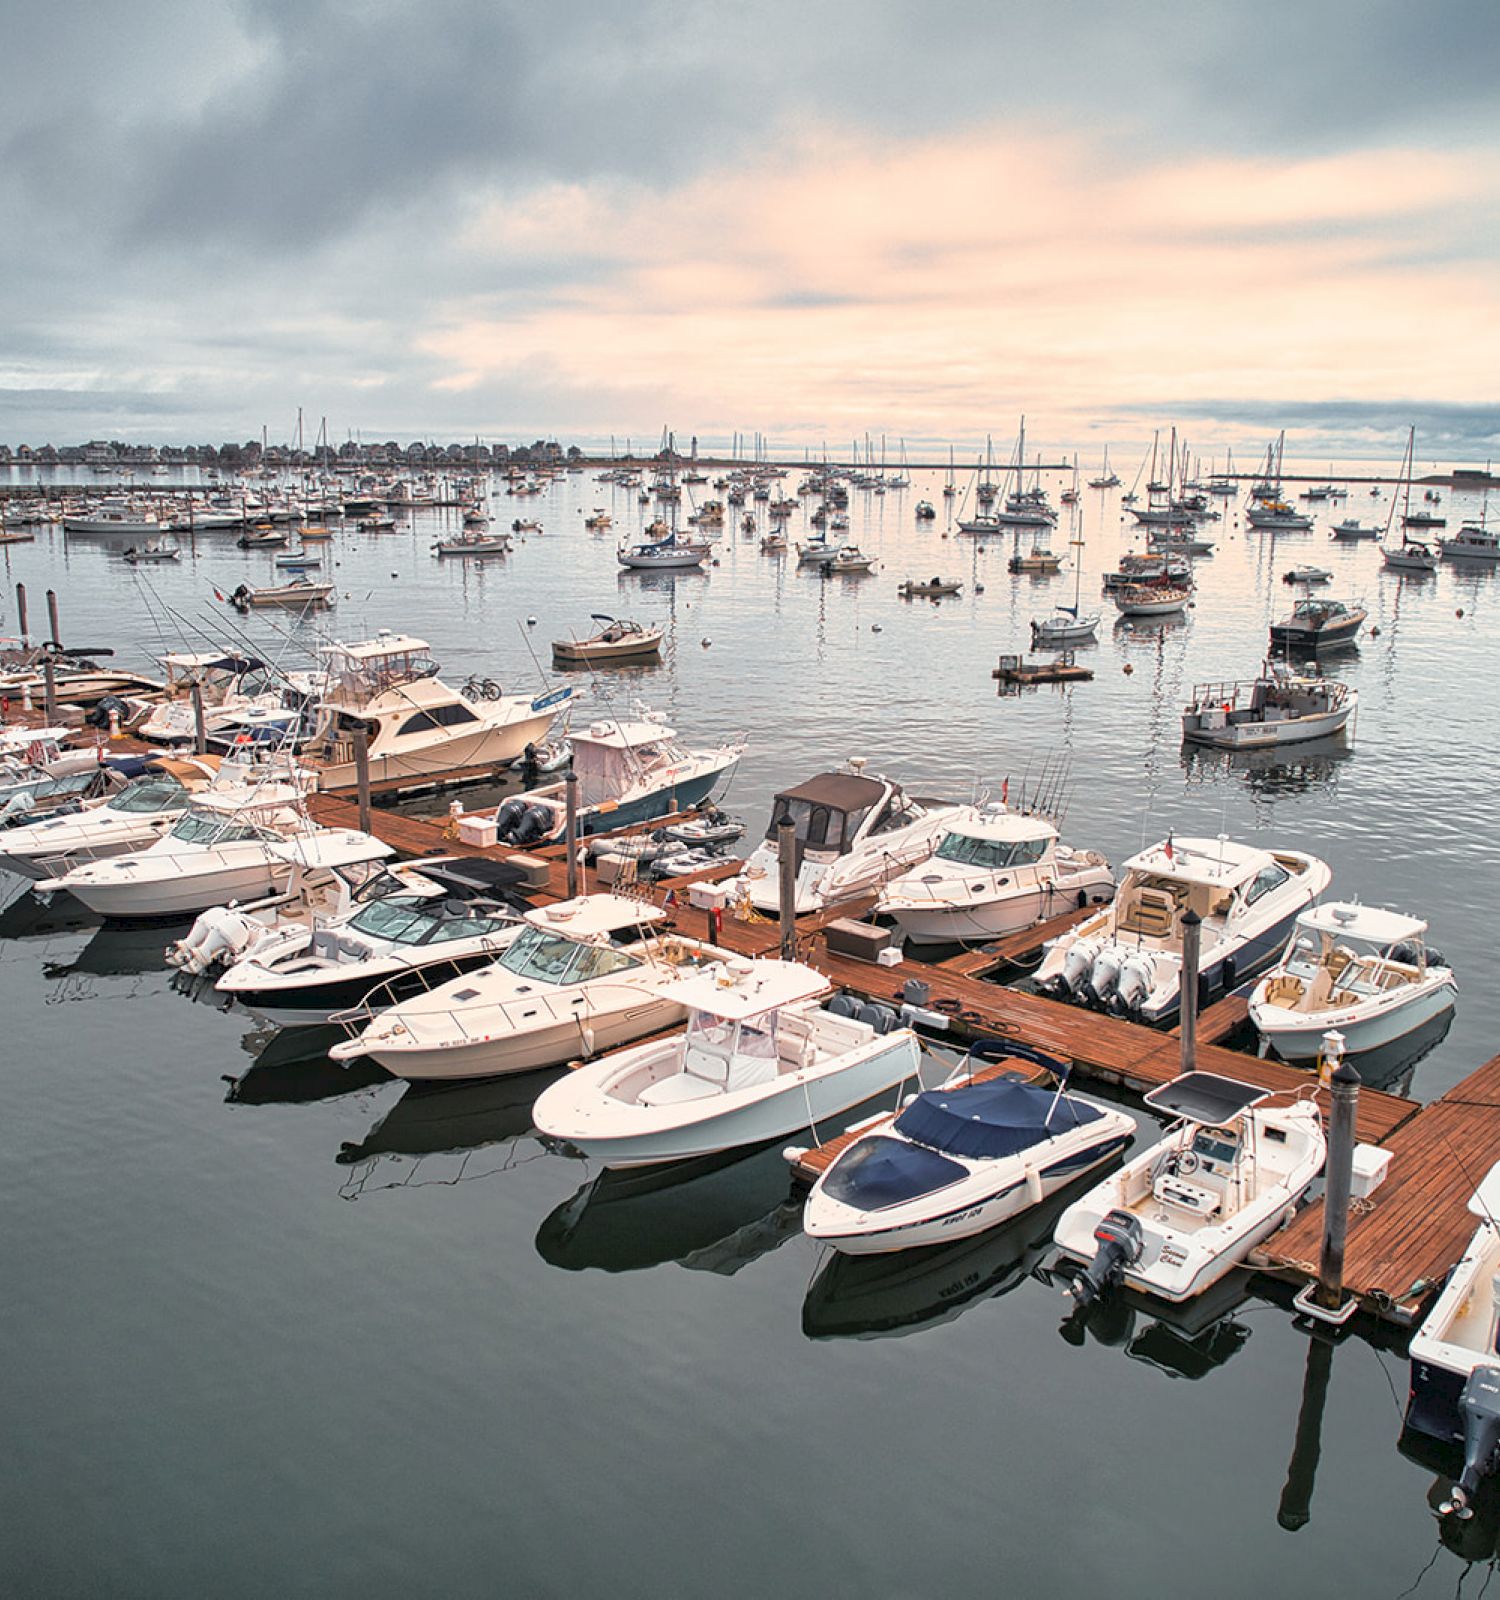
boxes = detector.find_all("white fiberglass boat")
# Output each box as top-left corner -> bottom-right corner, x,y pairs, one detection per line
533,959 -> 921,1169
1055,1072 -> 1325,1303
137,652 -> 285,745
1439,525 -> 1500,563
1180,664 -> 1356,750
327,895 -> 727,1081
1382,538 -> 1438,573
1033,836 -> 1331,1025
731,762 -> 961,915
1113,581 -> 1191,619
877,806 -> 1114,945
1248,902 -> 1456,1062
802,1046 -> 1135,1254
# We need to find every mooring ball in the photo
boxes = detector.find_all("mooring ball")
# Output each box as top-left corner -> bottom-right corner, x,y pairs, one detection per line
1457,608 -> 1465,618
975,583 -> 985,593
701,637 -> 712,648
527,616 -> 538,626
1123,663 -> 1134,675
1370,625 -> 1380,637
872,623 -> 882,633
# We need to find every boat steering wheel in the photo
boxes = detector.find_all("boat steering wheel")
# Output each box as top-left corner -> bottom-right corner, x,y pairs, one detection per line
1176,1150 -> 1200,1176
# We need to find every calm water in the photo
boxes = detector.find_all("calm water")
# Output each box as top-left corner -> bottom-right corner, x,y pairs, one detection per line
3,463 -> 1499,1597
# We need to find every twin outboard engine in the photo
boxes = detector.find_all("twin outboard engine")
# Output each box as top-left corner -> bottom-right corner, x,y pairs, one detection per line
493,798 -> 528,842
1057,941 -> 1099,1000
1443,1365 -> 1500,1519
1088,947 -> 1122,1007
1113,954 -> 1154,1016
1070,1209 -> 1144,1308
510,804 -> 554,847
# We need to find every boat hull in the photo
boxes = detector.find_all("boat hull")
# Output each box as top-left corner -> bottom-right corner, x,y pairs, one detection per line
1251,976 -> 1457,1062
1181,703 -> 1353,750
57,856 -> 292,920
886,872 -> 1113,945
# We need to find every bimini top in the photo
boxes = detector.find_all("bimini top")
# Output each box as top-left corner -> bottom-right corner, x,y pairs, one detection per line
1295,901 -> 1428,947
895,1077 -> 1104,1161
946,807 -> 1057,846
656,958 -> 829,1021
575,719 -> 676,751
522,893 -> 667,939
1143,1071 -> 1269,1126
773,772 -> 888,814
1122,836 -> 1272,889
317,633 -> 430,662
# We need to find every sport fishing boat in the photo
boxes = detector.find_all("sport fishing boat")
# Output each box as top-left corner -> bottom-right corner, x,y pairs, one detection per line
453,712 -> 744,849
1406,1162 -> 1500,1519
1055,1071 -> 1325,1304
136,652 -> 285,745
551,616 -> 664,667
1268,597 -> 1366,652
1180,663 -> 1357,750
300,632 -> 572,790
532,958 -> 922,1169
206,856 -> 530,1025
1033,835 -> 1332,1024
876,805 -> 1114,945
801,1043 -> 1135,1254
730,762 -> 962,915
1248,902 -> 1456,1062
327,895 -> 728,1082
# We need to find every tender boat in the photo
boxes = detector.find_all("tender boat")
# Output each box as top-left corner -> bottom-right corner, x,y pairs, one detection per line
1033,835 -> 1332,1024
551,616 -> 664,667
122,539 -> 180,563
1439,525 -> 1500,563
1248,901 -> 1456,1062
1282,565 -> 1333,584
730,762 -> 961,915
877,805 -> 1114,945
533,958 -> 921,1169
1329,518 -> 1382,540
228,577 -> 335,611
1180,663 -> 1356,750
898,577 -> 962,598
1054,1071 -> 1325,1304
802,1043 -> 1136,1254
1406,1162 -> 1500,1518
327,894 -> 728,1081
1268,597 -> 1366,651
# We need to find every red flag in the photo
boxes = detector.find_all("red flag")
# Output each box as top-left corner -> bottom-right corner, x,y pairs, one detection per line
663,889 -> 678,909
1163,833 -> 1174,862
213,587 -> 227,602
1001,777 -> 1009,805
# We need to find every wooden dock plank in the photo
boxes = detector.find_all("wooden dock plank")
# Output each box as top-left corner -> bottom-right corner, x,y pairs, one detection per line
936,904 -> 1096,979
1172,989 -> 1251,1046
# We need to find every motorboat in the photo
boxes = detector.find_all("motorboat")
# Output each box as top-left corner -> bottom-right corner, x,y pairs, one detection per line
730,762 -> 962,915
1248,901 -> 1456,1062
1382,538 -> 1439,573
136,652 -> 284,745
914,501 -> 936,521
552,617 -> 664,667
827,546 -> 877,574
301,632 -> 572,789
1282,565 -> 1332,584
0,756 -> 220,880
1146,527 -> 1215,556
237,525 -> 289,548
1246,501 -> 1314,532
1008,544 -> 1062,574
1112,580 -> 1191,619
797,537 -> 840,567
1406,1162 -> 1500,1518
433,529 -> 511,556
1054,1071 -> 1325,1303
533,959 -> 921,1169
62,499 -> 164,538
955,514 -> 1001,537
1180,663 -> 1356,750
228,577 -> 335,610
274,552 -> 322,569
1268,597 -> 1366,651
898,577 -> 962,599
454,711 -> 744,848
1402,510 -> 1446,530
206,856 -> 531,1025
801,1045 -> 1135,1254
1439,525 -> 1500,563
327,894 -> 728,1081
122,539 -> 180,563
876,805 -> 1114,945
1033,835 -> 1332,1024
1100,552 -> 1190,592
1329,518 -> 1382,540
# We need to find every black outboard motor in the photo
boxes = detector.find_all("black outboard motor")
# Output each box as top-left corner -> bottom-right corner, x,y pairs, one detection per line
1070,1209 -> 1144,1308
1444,1365 -> 1500,1519
510,804 -> 553,846
84,694 -> 131,730
493,798 -> 527,841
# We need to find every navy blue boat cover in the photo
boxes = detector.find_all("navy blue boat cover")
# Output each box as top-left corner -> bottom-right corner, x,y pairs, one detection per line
822,1135 -> 968,1210
893,1079 -> 1104,1162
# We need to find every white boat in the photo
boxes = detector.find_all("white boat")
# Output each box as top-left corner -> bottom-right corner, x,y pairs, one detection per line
1268,597 -> 1367,651
1246,501 -> 1314,532
1382,538 -> 1438,573
122,538 -> 180,563
1033,535 -> 1100,642
827,546 -> 877,574
327,894 -> 728,1081
228,577 -> 335,610
1282,565 -> 1332,584
1248,902 -> 1456,1062
1439,525 -> 1500,562
1054,1071 -> 1325,1303
877,806 -> 1114,945
1033,835 -> 1332,1025
1112,581 -> 1191,618
1146,527 -> 1215,555
802,1048 -> 1136,1254
551,616 -> 663,667
303,633 -> 571,789
533,958 -> 921,1169
137,651 -> 285,745
1180,664 -> 1356,750
730,762 -> 962,915
62,499 -> 163,537
617,533 -> 704,570
1406,1162 -> 1500,1517
433,529 -> 511,556
1329,517 -> 1382,540
898,577 -> 962,598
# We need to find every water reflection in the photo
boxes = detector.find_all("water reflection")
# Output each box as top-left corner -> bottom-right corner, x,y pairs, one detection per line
537,1141 -> 801,1275
41,917 -> 183,981
0,882 -> 100,941
225,1024 -> 389,1105
1057,1269 -> 1256,1380
1179,733 -> 1356,800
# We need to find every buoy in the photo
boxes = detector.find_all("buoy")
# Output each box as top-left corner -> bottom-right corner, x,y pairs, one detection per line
872,623 -> 882,633
1123,663 -> 1134,675
527,616 -> 538,626
1457,608 -> 1465,618
701,637 -> 712,648
975,583 -> 985,593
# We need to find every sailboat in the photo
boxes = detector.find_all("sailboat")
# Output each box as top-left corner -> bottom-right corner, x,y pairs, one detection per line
1032,525 -> 1100,644
1087,447 -> 1120,490
942,445 -> 958,499
1382,426 -> 1439,573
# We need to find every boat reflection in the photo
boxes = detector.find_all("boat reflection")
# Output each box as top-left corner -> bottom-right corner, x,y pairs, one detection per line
1056,1268 -> 1256,1380
1180,733 -> 1356,799
0,882 -> 101,941
537,1140 -> 801,1275
339,1067 -> 561,1164
41,916 -> 184,980
225,1025 -> 390,1105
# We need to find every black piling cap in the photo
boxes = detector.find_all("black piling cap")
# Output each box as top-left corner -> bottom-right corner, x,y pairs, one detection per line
1331,1058 -> 1362,1088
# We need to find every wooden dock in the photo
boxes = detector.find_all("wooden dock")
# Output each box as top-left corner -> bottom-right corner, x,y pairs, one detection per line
993,654 -> 1094,687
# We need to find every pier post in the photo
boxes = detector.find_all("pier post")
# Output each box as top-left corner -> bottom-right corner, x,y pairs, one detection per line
565,771 -> 580,899
778,818 -> 797,961
191,683 -> 207,755
1179,908 -> 1202,1072
15,582 -> 27,645
42,653 -> 57,724
45,589 -> 61,648
353,722 -> 372,836
1316,1039 -> 1360,1313
1277,1329 -> 1335,1531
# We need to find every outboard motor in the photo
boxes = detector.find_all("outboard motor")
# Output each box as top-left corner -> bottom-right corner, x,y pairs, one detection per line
1443,1365 -> 1500,1519
1070,1209 -> 1144,1308
1088,947 -> 1122,1008
493,798 -> 527,841
1059,941 -> 1098,999
511,804 -> 554,846
1426,946 -> 1447,970
1114,954 -> 1154,1016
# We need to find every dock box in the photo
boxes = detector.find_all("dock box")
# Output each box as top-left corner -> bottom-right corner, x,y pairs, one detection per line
825,918 -> 894,963
506,853 -> 552,891
456,815 -> 498,848
1351,1144 -> 1393,1199
689,880 -> 736,911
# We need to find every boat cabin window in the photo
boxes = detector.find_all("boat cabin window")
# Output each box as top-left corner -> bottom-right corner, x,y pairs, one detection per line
768,798 -> 852,853
347,897 -> 441,944
114,779 -> 188,814
1190,1128 -> 1240,1168
935,832 -> 1048,870
397,711 -> 439,736
168,812 -> 264,846
1243,863 -> 1290,906
429,703 -> 480,727
497,927 -> 584,982
569,943 -> 643,983
427,914 -> 509,943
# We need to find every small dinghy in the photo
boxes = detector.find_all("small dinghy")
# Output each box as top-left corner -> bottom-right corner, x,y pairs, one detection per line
659,809 -> 745,848
122,539 -> 180,563
802,1043 -> 1135,1255
898,577 -> 962,598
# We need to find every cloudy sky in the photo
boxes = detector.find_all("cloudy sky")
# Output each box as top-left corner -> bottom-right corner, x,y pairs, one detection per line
3,0 -> 1497,461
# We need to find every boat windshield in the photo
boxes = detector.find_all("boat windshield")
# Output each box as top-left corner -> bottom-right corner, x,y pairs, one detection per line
112,779 -> 189,815
168,811 -> 265,845
348,896 -> 511,945
497,927 -> 641,984
765,798 -> 868,853
934,832 -> 1048,870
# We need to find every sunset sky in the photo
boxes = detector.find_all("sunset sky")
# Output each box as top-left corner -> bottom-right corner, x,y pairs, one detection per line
3,0 -> 1497,461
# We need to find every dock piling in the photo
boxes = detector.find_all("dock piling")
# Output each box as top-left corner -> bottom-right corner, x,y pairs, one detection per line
565,771 -> 580,899
1179,908 -> 1202,1072
353,723 -> 372,836
191,683 -> 207,755
778,818 -> 796,960
42,653 -> 57,724
46,589 -> 61,648
15,582 -> 27,646
1316,1041 -> 1360,1314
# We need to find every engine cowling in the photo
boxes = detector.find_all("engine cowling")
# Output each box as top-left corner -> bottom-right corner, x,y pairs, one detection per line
1071,1209 -> 1144,1308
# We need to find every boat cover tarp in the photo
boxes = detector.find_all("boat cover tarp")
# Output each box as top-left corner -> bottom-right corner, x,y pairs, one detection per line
822,1134 -> 968,1211
894,1078 -> 1103,1161
773,773 -> 886,812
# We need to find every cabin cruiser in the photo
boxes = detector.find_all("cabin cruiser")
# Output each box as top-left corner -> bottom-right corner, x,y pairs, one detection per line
1246,501 -> 1314,532
1055,1071 -> 1325,1304
1100,552 -> 1190,592
876,805 -> 1114,945
802,1044 -> 1135,1254
1268,597 -> 1366,652
1033,835 -> 1332,1024
453,712 -> 744,848
1282,565 -> 1332,584
137,653 -> 284,745
0,756 -> 221,880
533,959 -> 921,1169
206,857 -> 531,1025
1248,902 -> 1456,1063
1406,1162 -> 1500,1518
1180,664 -> 1356,750
1329,518 -> 1381,540
551,617 -> 663,667
730,763 -> 962,915
228,577 -> 335,610
327,895 -> 729,1081
1439,525 -> 1500,563
299,633 -> 572,789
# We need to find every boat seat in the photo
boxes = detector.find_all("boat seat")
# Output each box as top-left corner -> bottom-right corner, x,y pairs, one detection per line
776,1010 -> 819,1069
638,1074 -> 724,1107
